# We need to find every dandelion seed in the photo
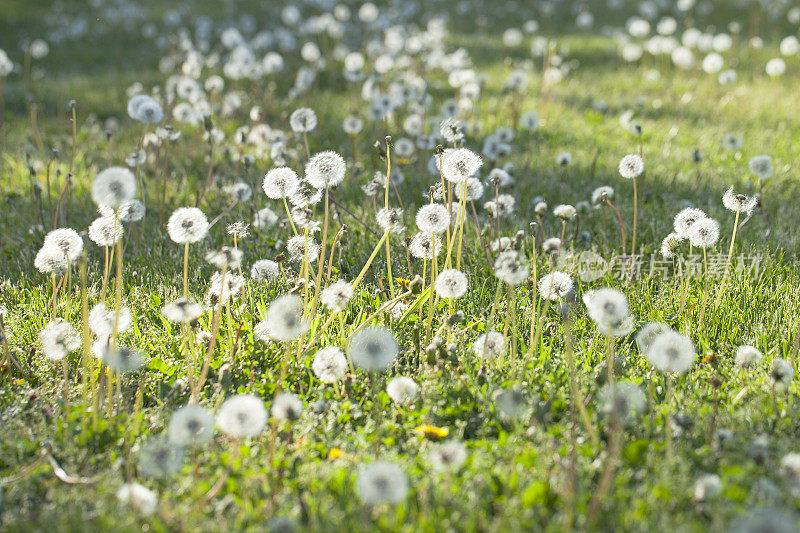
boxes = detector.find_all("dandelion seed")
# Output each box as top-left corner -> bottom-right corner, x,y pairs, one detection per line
205,246 -> 243,270
43,228 -> 84,260
494,251 -> 529,286
660,232 -> 682,259
618,154 -> 644,179
416,204 -> 450,234
356,462 -> 409,506
39,319 -> 80,361
260,294 -> 309,342
688,217 -> 720,248
435,269 -> 468,299
442,148 -> 483,183
386,376 -> 419,404
290,108 -> 317,133
138,437 -> 185,479
673,207 -> 706,239
263,167 -> 301,199
305,151 -> 346,189
92,167 -> 137,209
473,331 -> 505,360
116,483 -> 158,516
598,381 -> 646,423
348,326 -> 398,371
321,280 -> 354,312
734,345 -> 763,368
583,288 -> 634,337
251,259 -> 280,282
253,207 -> 279,229
409,232 -> 443,260
429,440 -> 468,471
693,474 -> 721,502
647,330 -> 696,373
168,405 -> 214,446
102,345 -> 145,372
553,204 -> 576,220
167,207 -> 209,244
748,155 -> 774,181
312,347 -> 348,383
636,322 -> 670,353
271,392 -> 303,423
89,303 -> 132,337
376,206 -> 406,234
216,394 -> 268,438
538,271 -> 573,300
771,358 -> 794,392
722,187 -> 758,215
161,297 -> 204,323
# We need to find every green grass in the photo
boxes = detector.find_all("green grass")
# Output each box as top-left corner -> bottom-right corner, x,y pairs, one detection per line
2,1 -> 800,531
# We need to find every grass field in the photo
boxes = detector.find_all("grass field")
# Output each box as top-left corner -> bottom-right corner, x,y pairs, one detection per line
2,0 -> 800,531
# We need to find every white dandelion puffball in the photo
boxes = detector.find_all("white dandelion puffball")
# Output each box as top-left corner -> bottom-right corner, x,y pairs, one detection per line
734,345 -> 763,368
687,217 -> 720,248
321,280 -> 354,312
538,271 -> 574,301
441,148 -> 483,183
583,288 -> 632,337
168,405 -> 215,446
673,207 -> 707,239
618,154 -> 644,179
376,206 -> 406,234
473,331 -> 505,360
635,322 -> 671,353
647,330 -> 696,373
765,58 -> 786,77
116,483 -> 158,516
271,392 -> 303,423
348,326 -> 398,371
137,437 -> 185,479
429,440 -> 468,472
43,228 -> 84,260
305,151 -> 346,189
39,319 -> 80,361
290,107 -> 317,133
92,167 -> 137,208
435,269 -> 468,299
598,381 -> 646,422
167,207 -> 209,244
553,204 -> 577,220
263,167 -> 300,199
161,298 -> 204,323
416,204 -> 451,234
748,155 -> 774,181
722,187 -> 758,215
312,347 -> 348,383
89,303 -> 132,337
357,462 -> 409,506
216,394 -> 268,438
263,294 -> 309,341
386,376 -> 419,404
251,259 -> 280,282
494,251 -> 529,286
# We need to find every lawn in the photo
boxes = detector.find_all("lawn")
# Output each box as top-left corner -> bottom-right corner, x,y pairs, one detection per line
2,0 -> 800,531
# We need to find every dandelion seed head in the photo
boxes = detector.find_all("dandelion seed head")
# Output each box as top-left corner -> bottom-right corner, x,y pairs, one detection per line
409,232 -> 443,260
722,186 -> 758,215
688,217 -> 720,248
734,345 -> 763,368
494,251 -> 529,286
636,322 -> 670,353
138,437 -> 185,479
312,346 -> 348,383
92,167 -> 137,209
660,232 -> 682,259
429,440 -> 468,471
168,405 -> 214,446
348,326 -> 398,372
416,204 -> 450,234
442,148 -> 482,184
290,107 -> 318,133
161,297 -> 204,323
591,186 -> 614,205
356,462 -> 409,506
647,330 -> 696,373
253,207 -> 279,229
286,234 -> 320,263
263,167 -> 301,199
583,288 -> 632,337
263,294 -> 309,341
771,358 -> 794,391
39,319 -> 80,361
386,376 -> 419,404
167,207 -> 209,244
305,151 -> 346,189
598,380 -> 646,423
538,271 -> 573,300
474,331 -> 505,360
102,345 -> 145,372
673,207 -> 707,239
748,155 -> 774,181
205,246 -> 243,270
618,154 -> 644,179
89,303 -> 132,337
116,483 -> 158,516
251,259 -> 281,282
216,394 -> 267,438
376,206 -> 406,234
44,228 -> 84,259
435,269 -> 468,299
271,392 -> 303,423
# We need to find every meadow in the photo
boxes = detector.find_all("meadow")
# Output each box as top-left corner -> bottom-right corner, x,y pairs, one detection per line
2,0 -> 800,531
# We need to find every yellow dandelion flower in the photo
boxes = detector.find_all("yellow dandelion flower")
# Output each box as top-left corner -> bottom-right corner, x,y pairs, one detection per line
414,425 -> 449,438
